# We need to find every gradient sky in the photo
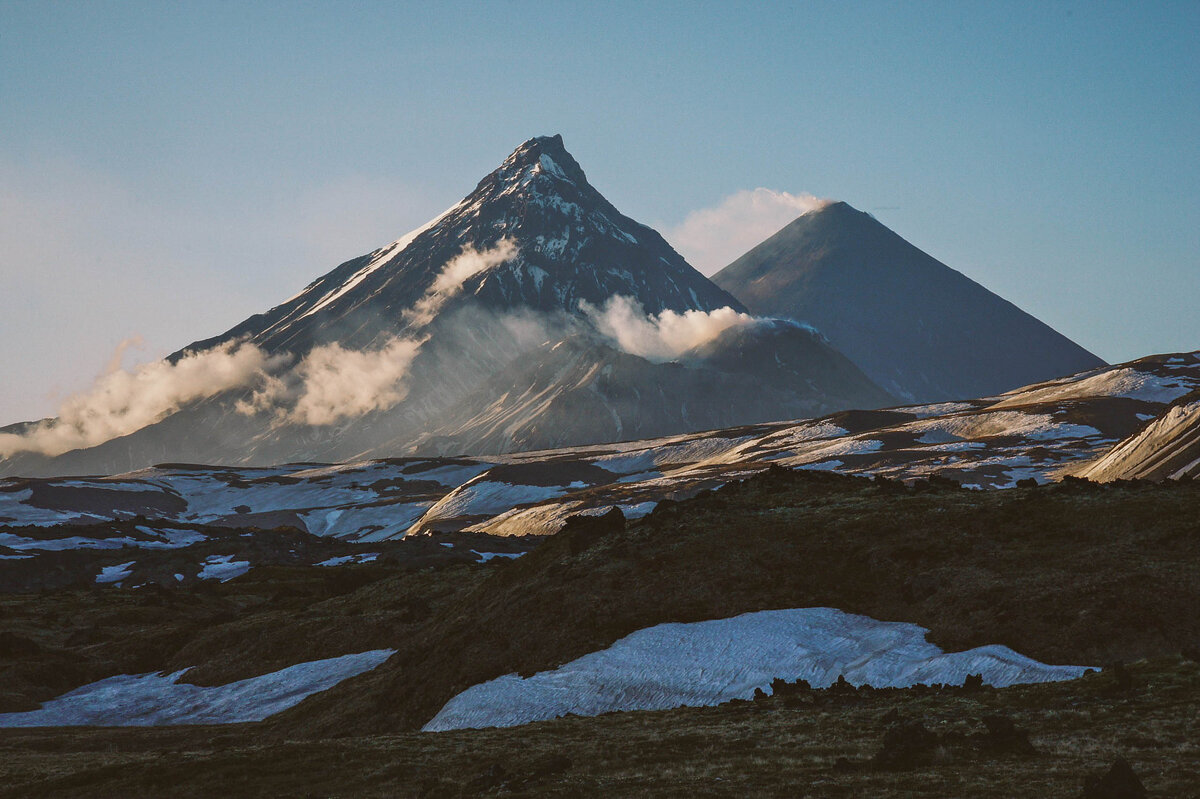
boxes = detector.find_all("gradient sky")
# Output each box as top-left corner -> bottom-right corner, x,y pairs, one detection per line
1,0 -> 1197,425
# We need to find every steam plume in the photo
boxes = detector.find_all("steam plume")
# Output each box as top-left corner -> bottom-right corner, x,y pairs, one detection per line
282,336 -> 424,426
239,239 -> 523,426
666,189 -> 832,274
580,295 -> 757,361
407,239 -> 518,327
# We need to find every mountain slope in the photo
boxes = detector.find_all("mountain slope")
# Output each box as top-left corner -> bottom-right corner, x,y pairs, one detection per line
711,202 -> 1106,403
408,322 -> 893,455
5,352 -> 1195,542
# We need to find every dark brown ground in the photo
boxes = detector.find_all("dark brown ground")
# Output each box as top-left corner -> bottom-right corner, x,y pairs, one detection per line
2,470 -> 1199,795
0,528 -> 531,711
0,658 -> 1196,797
284,470 -> 1200,737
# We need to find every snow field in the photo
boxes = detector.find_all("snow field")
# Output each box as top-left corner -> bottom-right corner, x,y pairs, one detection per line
424,608 -> 1092,731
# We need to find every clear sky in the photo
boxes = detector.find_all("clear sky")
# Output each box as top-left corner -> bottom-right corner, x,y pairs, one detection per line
1,0 -> 1197,424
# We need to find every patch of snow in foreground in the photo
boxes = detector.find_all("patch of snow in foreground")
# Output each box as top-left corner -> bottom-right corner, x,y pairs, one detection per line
900,402 -> 977,419
799,459 -> 844,472
95,561 -> 135,584
423,480 -> 568,520
316,555 -> 355,567
315,553 -> 380,567
473,551 -> 525,563
198,555 -> 250,582
0,649 -> 394,728
618,501 -> 657,519
423,608 -> 1092,732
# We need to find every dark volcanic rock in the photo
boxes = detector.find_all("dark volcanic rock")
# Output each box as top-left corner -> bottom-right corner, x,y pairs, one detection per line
874,721 -> 941,769
979,714 -> 1035,755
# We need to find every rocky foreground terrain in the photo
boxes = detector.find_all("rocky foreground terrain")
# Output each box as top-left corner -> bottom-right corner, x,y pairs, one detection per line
1,464 -> 1198,795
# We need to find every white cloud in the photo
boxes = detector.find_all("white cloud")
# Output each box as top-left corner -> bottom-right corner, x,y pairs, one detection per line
0,341 -> 275,458
0,155 -> 436,426
282,337 -> 424,427
406,239 -> 519,327
273,239 -> 521,427
1,234 -> 525,443
664,189 -> 832,275
580,295 -> 758,361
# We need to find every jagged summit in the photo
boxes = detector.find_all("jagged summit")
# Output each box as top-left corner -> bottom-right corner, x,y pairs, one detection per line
185,134 -> 742,357
491,134 -> 588,186
713,200 -> 1106,402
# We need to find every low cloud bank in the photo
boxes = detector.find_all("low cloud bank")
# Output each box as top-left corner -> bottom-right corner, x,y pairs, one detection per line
1,241 -> 525,456
666,188 -> 832,275
580,295 -> 758,361
0,342 -> 276,458
278,336 -> 424,426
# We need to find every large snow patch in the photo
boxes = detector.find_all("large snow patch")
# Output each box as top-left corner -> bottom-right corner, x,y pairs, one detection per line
423,608 -> 1092,732
0,649 -> 394,727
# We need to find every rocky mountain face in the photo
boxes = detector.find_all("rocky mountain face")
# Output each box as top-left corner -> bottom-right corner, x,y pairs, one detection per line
183,134 -> 745,357
0,137 -> 891,477
711,202 -> 1106,403
409,321 -> 894,455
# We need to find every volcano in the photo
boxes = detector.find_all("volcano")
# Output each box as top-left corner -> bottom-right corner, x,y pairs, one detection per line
712,201 -> 1106,402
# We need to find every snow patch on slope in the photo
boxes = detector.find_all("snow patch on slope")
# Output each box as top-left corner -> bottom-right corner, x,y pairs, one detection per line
0,649 -> 394,727
415,479 -> 567,525
992,367 -> 1198,408
902,411 -> 1101,442
95,561 -> 135,585
423,608 -> 1092,731
197,555 -> 250,582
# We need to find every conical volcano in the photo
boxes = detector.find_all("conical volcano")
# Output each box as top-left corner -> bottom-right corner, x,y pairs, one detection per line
185,134 -> 743,358
712,201 -> 1106,402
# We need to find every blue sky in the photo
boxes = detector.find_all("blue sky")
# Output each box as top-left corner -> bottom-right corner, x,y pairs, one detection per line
1,0 -> 1197,423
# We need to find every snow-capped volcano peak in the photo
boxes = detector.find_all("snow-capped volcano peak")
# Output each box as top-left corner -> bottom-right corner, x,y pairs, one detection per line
184,135 -> 744,356
493,134 -> 585,187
